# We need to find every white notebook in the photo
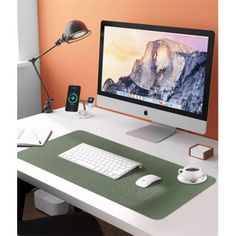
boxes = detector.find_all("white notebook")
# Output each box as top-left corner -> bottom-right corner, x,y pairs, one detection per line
17,128 -> 52,147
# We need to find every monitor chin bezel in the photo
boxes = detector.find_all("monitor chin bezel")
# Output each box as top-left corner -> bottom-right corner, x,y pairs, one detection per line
97,95 -> 207,135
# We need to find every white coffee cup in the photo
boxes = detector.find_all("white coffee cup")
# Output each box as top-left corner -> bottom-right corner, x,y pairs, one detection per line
178,166 -> 203,181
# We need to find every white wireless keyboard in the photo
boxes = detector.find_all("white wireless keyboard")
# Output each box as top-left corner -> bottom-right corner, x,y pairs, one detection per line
58,143 -> 142,180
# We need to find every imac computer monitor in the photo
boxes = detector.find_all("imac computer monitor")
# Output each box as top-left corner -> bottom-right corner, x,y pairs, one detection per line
97,21 -> 214,142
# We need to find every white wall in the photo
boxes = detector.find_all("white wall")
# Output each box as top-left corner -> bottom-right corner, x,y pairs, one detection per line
18,0 -> 40,60
17,0 -> 41,119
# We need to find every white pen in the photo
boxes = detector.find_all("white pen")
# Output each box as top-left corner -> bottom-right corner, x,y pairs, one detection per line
32,130 -> 41,144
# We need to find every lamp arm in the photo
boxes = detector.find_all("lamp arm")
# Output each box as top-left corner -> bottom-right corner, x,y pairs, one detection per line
30,39 -> 62,62
29,59 -> 51,99
28,39 -> 63,113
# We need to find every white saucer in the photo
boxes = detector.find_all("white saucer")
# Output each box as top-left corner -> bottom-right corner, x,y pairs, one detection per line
177,173 -> 207,184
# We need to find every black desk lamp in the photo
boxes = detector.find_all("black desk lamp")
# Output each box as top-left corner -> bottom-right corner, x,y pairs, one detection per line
29,20 -> 91,113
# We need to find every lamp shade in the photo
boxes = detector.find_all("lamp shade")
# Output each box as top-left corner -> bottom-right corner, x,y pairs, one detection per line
63,20 -> 91,43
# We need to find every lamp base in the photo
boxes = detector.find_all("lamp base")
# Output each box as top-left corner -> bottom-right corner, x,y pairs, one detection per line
43,97 -> 53,113
44,106 -> 53,113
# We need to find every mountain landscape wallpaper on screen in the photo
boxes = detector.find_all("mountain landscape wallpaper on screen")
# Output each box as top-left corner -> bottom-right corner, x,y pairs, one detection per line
102,37 -> 208,114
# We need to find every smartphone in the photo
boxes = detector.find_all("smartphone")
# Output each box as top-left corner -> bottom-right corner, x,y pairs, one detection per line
65,85 -> 81,112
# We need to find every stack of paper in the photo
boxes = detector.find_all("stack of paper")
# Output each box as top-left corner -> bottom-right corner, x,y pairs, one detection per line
17,128 -> 52,147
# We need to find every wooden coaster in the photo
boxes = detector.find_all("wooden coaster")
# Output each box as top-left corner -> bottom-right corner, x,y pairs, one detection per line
189,144 -> 214,160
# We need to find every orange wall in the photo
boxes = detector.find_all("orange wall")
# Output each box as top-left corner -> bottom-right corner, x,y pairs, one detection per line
38,0 -> 218,140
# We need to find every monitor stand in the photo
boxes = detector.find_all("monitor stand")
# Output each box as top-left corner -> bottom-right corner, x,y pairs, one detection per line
126,122 -> 176,143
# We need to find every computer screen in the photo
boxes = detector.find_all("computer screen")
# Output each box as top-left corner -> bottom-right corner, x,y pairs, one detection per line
97,21 -> 214,142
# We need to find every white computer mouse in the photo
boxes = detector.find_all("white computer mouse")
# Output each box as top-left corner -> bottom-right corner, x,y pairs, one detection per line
135,174 -> 162,188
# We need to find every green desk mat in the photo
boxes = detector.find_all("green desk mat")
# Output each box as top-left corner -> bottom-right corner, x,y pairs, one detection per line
18,130 -> 216,219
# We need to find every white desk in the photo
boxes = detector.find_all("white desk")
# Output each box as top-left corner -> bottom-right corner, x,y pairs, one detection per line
17,107 -> 218,236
